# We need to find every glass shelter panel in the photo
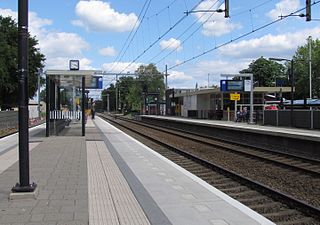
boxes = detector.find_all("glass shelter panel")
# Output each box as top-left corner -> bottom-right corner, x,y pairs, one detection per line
47,74 -> 84,136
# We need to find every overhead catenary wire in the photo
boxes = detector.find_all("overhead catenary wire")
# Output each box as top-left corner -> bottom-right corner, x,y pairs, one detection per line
146,0 -> 178,19
114,0 -> 207,77
151,0 -> 281,66
231,0 -> 275,18
149,0 -> 220,63
166,0 -> 320,71
107,0 -> 182,75
154,0 -> 222,65
106,0 -> 152,74
150,0 -> 279,68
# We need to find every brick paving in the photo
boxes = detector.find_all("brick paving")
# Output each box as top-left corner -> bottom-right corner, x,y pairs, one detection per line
0,137 -> 88,225
87,140 -> 150,225
0,118 -> 151,225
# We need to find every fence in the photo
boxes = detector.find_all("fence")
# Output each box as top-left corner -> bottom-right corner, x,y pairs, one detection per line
0,111 -> 18,130
263,109 -> 320,129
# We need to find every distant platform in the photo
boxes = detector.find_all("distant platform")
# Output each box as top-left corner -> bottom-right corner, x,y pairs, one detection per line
140,115 -> 320,158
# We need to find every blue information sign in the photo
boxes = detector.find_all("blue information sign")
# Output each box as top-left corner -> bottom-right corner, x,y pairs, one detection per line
220,80 -> 244,92
220,80 -> 227,91
86,76 -> 103,89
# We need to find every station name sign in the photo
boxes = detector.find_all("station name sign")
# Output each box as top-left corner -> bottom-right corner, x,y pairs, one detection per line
86,76 -> 103,89
220,80 -> 244,92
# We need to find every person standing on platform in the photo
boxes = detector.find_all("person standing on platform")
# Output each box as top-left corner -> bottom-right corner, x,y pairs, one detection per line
91,102 -> 95,120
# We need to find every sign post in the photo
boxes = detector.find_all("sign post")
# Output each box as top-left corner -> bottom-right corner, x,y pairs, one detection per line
221,74 -> 254,124
230,93 -> 240,121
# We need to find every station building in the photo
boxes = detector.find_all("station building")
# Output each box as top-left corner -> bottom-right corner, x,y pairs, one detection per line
165,87 -> 292,121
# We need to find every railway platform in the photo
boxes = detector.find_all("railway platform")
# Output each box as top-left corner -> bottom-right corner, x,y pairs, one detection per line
0,117 -> 275,225
140,115 -> 320,139
140,115 -> 320,158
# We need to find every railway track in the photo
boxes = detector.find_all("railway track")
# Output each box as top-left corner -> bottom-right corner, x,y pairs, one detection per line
99,114 -> 320,225
120,116 -> 320,177
0,121 -> 45,139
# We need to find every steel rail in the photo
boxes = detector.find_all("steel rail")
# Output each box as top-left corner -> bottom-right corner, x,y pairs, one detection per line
99,114 -> 320,220
114,115 -> 320,177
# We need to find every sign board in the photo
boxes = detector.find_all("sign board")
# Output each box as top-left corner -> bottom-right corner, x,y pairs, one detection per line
220,80 -> 227,91
220,80 -> 244,92
86,76 -> 103,89
230,93 -> 240,101
275,78 -> 287,87
244,80 -> 252,92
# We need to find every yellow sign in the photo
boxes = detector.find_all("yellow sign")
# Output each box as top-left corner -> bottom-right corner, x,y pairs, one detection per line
230,93 -> 240,101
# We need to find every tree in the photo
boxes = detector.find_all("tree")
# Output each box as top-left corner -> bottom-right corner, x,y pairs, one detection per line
292,38 -> 320,99
39,89 -> 46,102
240,57 -> 286,87
0,16 -> 45,109
117,64 -> 164,112
101,84 -> 116,111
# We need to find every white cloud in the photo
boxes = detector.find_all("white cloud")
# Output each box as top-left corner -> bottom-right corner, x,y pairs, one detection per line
196,60 -> 249,79
79,58 -> 96,70
167,60 -> 250,88
73,0 -> 139,32
99,46 -> 117,57
45,57 -> 95,70
169,70 -> 193,81
202,19 -> 241,37
40,32 -> 90,58
102,62 -> 142,73
1,8 -> 92,70
0,8 -> 15,18
160,38 -> 183,51
219,27 -> 320,59
267,0 -> 300,20
194,0 -> 241,37
41,32 -> 90,68
0,8 -> 52,38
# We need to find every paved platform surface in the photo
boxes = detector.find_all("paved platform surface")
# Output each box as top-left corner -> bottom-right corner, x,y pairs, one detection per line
0,117 -> 275,225
94,116 -> 275,225
0,135 -> 88,225
141,115 -> 320,140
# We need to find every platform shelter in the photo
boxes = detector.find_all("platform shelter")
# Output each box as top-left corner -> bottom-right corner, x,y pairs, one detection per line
45,70 -> 96,137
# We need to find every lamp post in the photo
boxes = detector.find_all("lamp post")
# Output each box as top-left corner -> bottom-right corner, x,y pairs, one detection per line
308,36 -> 312,100
12,0 -> 37,193
269,58 -> 294,127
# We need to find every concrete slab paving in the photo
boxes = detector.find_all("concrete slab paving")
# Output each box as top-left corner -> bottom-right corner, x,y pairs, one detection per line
0,137 -> 88,225
87,137 -> 150,225
95,116 -> 276,225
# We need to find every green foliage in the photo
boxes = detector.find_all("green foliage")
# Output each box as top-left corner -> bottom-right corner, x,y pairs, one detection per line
292,39 -> 320,99
240,57 -> 286,87
128,64 -> 164,112
39,89 -> 46,102
0,16 -> 45,109
106,64 -> 165,113
101,84 -> 116,111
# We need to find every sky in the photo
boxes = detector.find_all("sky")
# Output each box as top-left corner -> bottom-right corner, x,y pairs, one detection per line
1,0 -> 320,99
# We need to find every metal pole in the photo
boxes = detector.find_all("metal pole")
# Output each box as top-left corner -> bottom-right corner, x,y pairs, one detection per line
165,65 -> 168,115
37,69 -> 41,119
116,75 -> 118,112
249,74 -> 254,124
309,36 -> 312,100
12,0 -> 36,192
234,99 -> 237,121
165,65 -> 168,90
107,94 -> 110,113
290,60 -> 294,127
45,73 -> 50,137
118,89 -> 121,112
82,76 -> 85,136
